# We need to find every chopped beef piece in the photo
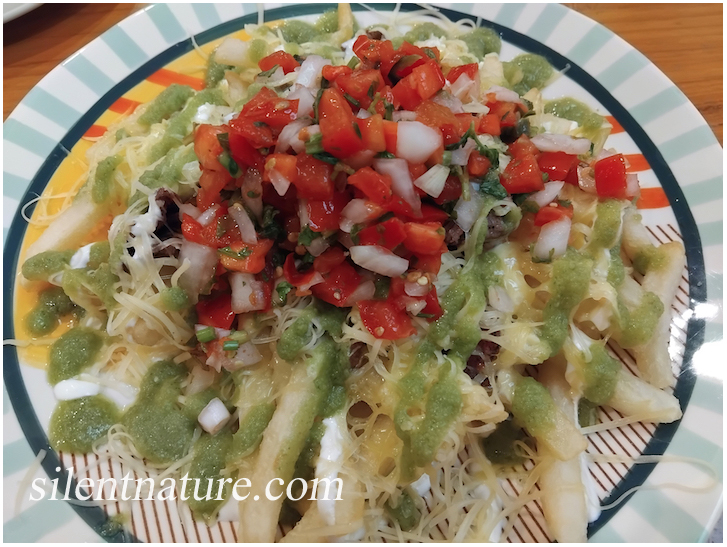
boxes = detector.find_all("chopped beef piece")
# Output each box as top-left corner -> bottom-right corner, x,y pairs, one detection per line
464,339 -> 500,379
151,189 -> 183,258
483,212 -> 510,251
366,29 -> 384,40
349,342 -> 368,369
443,219 -> 465,249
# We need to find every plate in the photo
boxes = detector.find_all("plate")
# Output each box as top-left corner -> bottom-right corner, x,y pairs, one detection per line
3,3 -> 41,23
3,3 -> 723,543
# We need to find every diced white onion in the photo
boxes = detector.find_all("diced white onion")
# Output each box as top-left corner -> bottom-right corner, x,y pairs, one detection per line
346,149 -> 376,170
234,342 -> 263,366
178,241 -> 218,299
178,203 -> 200,220
413,164 -> 449,198
488,285 -> 514,313
287,86 -> 315,118
405,280 -> 430,297
350,245 -> 409,277
340,199 -> 382,233
392,110 -> 417,122
533,217 -> 571,261
433,90 -> 465,113
447,73 -> 479,103
404,297 -> 427,316
306,236 -> 329,257
531,133 -> 591,155
482,85 -> 524,105
527,181 -> 565,208
269,169 -> 291,196
298,200 -> 311,227
230,272 -> 266,313
356,109 -> 372,119
275,118 -> 312,154
241,168 -> 263,220
197,204 -> 220,227
410,473 -> 431,497
395,121 -> 442,164
373,158 -> 421,215
299,271 -> 324,291
454,186 -> 484,232
185,365 -> 216,396
625,173 -> 640,198
343,280 -> 376,305
450,138 -> 477,166
198,398 -> 231,434
229,203 -> 257,244
295,55 -> 331,89
214,37 -> 249,66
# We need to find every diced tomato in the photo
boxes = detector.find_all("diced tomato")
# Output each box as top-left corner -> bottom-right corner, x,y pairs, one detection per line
198,169 -> 232,211
194,124 -> 229,171
283,253 -> 320,287
258,51 -> 300,74
353,35 -> 395,74
357,217 -> 407,249
318,88 -> 365,159
388,54 -> 427,85
237,87 -> 299,129
422,286 -> 443,321
411,244 -> 446,274
196,292 -> 235,330
383,195 -> 415,218
415,101 -> 468,146
391,75 -> 421,111
228,117 -> 274,149
182,208 -> 241,248
263,153 -> 297,183
313,247 -> 346,275
446,63 -> 478,83
307,192 -> 349,232
477,113 -> 501,136
508,135 -> 539,160
219,239 -> 274,274
403,222 -> 445,254
294,154 -> 335,200
467,152 -> 492,178
487,100 -> 519,128
534,204 -> 574,226
434,175 -> 463,205
382,120 -> 398,154
417,204 -> 450,224
393,60 -> 445,110
358,298 -> 416,339
500,155 -> 545,194
311,262 -> 362,307
322,65 -> 353,83
347,166 -> 392,204
335,69 -> 384,109
355,113 -> 386,153
228,132 -> 265,170
408,163 -> 427,181
538,151 -> 580,182
594,154 -> 628,199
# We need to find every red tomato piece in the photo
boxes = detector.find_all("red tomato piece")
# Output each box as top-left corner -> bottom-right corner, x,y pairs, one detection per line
319,88 -> 365,159
508,135 -> 539,160
415,101 -> 467,146
434,175 -> 463,205
347,166 -> 393,204
294,154 -> 335,200
228,117 -> 275,149
335,69 -> 384,109
446,63 -> 479,83
322,65 -> 353,82
194,124 -> 229,171
534,204 -> 574,226
476,113 -> 501,136
538,151 -> 580,182
313,247 -> 346,275
228,132 -> 265,170
357,217 -> 407,249
219,239 -> 274,274
263,153 -> 298,183
417,204 -> 450,224
357,300 -> 416,339
198,169 -> 232,211
422,286 -> 443,321
258,51 -> 300,74
403,222 -> 445,254
500,155 -> 545,194
237,87 -> 299,129
306,192 -> 349,232
487,100 -> 520,128
382,120 -> 398,154
391,75 -> 422,111
182,209 -> 239,248
410,61 -> 445,100
467,152 -> 492,178
594,154 -> 628,199
355,113 -> 386,153
196,292 -> 235,330
283,253 -> 320,287
311,262 -> 362,307
353,35 -> 395,73
411,245 -> 446,274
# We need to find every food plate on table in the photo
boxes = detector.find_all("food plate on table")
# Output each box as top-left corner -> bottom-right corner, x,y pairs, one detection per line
3,3 -> 722,543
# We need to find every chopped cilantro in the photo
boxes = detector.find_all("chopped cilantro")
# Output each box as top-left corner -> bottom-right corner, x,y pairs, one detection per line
298,226 -> 321,246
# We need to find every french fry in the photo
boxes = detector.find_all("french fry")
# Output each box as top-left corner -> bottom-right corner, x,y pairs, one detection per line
608,368 -> 682,423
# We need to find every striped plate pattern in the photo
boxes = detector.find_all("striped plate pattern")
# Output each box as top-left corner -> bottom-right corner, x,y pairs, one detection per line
3,3 -> 722,543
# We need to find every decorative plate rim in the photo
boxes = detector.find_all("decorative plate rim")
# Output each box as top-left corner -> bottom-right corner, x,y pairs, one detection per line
3,3 -> 723,543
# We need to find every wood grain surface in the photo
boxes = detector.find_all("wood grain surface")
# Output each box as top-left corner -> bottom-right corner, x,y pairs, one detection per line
3,3 -> 722,145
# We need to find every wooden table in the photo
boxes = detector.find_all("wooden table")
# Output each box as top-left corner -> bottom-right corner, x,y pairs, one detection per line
3,3 -> 723,145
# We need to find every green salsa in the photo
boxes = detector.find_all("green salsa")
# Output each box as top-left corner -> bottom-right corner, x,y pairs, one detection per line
26,286 -> 78,336
160,286 -> 190,312
582,344 -> 620,405
385,490 -> 420,531
92,155 -> 123,204
590,200 -> 622,250
404,22 -> 446,43
47,327 -> 104,385
62,263 -> 119,312
504,53 -> 554,95
185,431 -> 234,521
204,52 -> 232,89
458,27 -> 501,60
228,402 -> 275,464
131,146 -> 198,205
633,245 -> 668,275
616,292 -> 664,348
511,376 -> 557,437
315,10 -> 339,34
49,395 -> 119,452
540,249 -> 593,357
21,250 -> 74,282
277,301 -> 348,361
122,361 -> 196,464
279,20 -> 318,44
481,418 -> 530,465
138,83 -> 195,127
